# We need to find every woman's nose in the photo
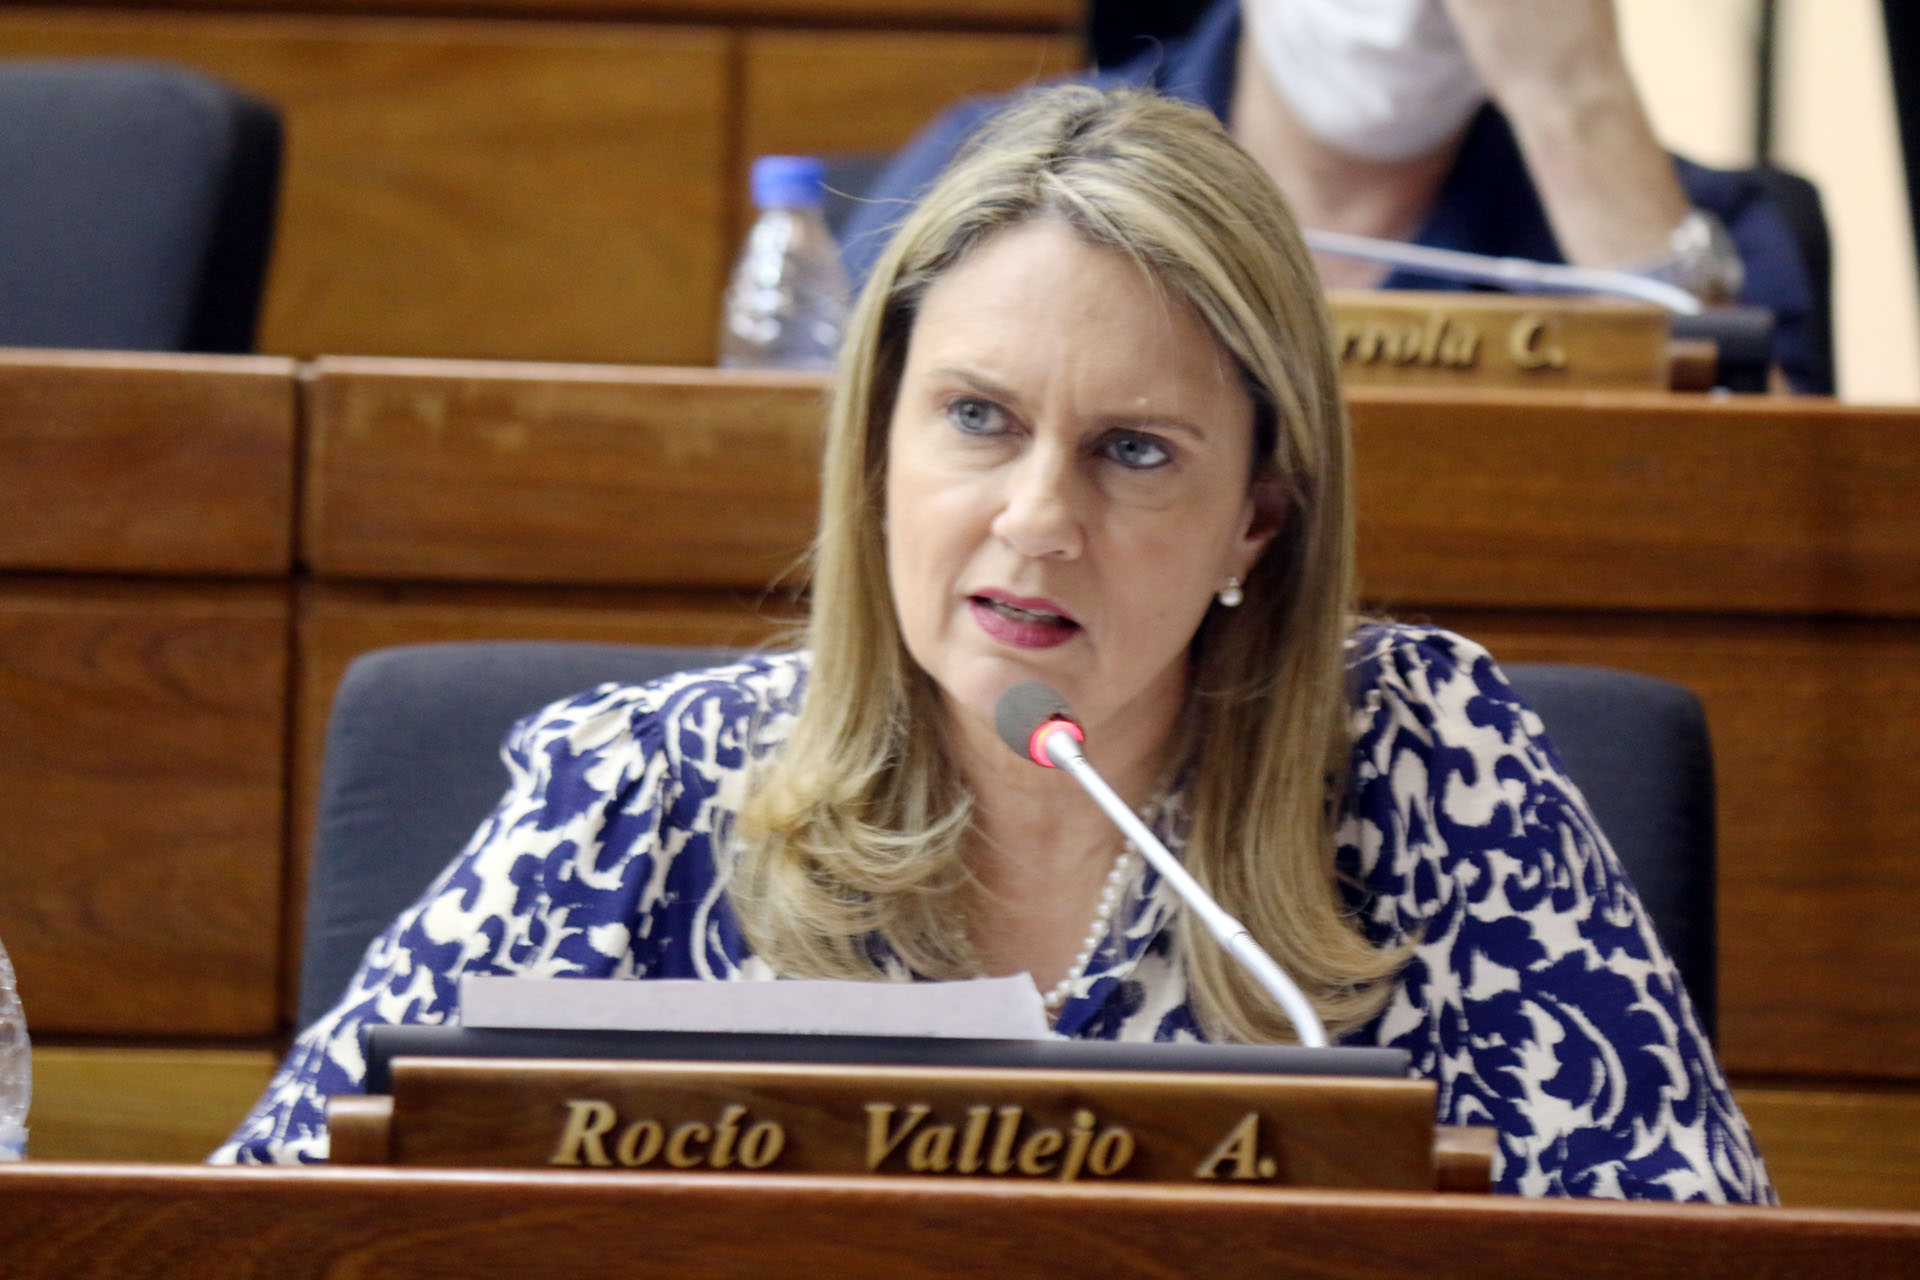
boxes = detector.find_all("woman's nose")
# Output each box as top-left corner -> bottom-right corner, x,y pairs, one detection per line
989,443 -> 1084,560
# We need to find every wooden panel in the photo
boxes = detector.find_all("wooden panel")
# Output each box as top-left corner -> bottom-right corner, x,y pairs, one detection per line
3,1165 -> 1919,1278
28,1048 -> 278,1164
124,0 -> 1080,24
308,370 -> 1920,615
1428,611 -> 1920,1081
282,582 -> 799,1018
0,351 -> 296,576
741,27 -> 1080,160
0,11 -> 731,364
0,582 -> 288,1037
1736,1085 -> 1920,1212
1350,390 -> 1920,617
302,359 -> 824,585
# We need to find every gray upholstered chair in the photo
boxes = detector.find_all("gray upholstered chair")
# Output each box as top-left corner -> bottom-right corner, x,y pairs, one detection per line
298,643 -> 1715,1040
1502,663 -> 1717,1039
0,60 -> 281,352
297,643 -> 733,1029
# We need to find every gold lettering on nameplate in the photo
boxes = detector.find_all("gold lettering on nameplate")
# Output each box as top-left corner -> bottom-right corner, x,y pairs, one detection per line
864,1101 -> 932,1169
1015,1126 -> 1062,1175
957,1104 -> 992,1173
908,1119 -> 955,1172
664,1119 -> 710,1168
863,1102 -> 1135,1181
615,1117 -> 663,1166
1507,314 -> 1568,371
1337,315 -> 1481,370
551,1098 -> 617,1167
1194,1111 -> 1281,1181
987,1103 -> 1022,1173
550,1099 -> 786,1170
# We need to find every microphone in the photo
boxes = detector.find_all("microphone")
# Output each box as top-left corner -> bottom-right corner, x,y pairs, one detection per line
992,683 -> 1329,1048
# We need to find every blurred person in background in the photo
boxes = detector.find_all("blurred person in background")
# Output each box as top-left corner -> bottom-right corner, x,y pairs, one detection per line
843,0 -> 1820,390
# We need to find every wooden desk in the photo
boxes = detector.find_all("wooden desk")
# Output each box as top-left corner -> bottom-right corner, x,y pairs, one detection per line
0,352 -> 295,1042
6,351 -> 1920,1207
290,361 -> 1920,1206
0,349 -> 295,575
304,357 -> 821,587
302,364 -> 1920,610
2,1164 -> 1918,1278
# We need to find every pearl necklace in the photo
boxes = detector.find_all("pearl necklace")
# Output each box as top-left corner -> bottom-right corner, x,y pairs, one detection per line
1041,842 -> 1136,1013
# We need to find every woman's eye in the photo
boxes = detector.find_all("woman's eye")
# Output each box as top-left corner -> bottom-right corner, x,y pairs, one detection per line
945,396 -> 1004,435
1103,431 -> 1171,470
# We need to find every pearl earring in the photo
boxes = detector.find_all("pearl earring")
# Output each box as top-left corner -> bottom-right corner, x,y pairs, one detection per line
1218,576 -> 1243,608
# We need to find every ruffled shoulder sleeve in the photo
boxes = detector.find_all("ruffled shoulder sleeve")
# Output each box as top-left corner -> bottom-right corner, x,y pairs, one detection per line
211,653 -> 806,1164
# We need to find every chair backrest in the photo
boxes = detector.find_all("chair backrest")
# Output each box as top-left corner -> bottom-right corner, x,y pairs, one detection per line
0,60 -> 281,353
300,645 -> 1716,1041
1503,664 -> 1717,1040
297,642 -> 735,1029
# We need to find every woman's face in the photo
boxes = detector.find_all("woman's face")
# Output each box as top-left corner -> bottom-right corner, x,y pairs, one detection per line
883,219 -> 1279,761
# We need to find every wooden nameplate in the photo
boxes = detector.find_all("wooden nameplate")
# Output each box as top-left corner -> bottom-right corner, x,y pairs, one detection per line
330,1057 -> 1493,1192
1327,291 -> 1670,390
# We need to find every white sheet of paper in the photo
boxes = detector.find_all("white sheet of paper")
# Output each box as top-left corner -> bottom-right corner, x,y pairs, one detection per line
458,974 -> 1051,1040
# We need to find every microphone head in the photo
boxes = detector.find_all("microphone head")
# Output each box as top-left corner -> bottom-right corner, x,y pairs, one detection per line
994,682 -> 1083,768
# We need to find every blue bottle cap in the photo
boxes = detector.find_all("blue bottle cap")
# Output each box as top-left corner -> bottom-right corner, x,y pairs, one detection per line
750,155 -> 827,210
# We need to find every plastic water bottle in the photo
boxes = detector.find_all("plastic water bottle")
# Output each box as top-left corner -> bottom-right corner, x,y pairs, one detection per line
718,155 -> 851,371
0,933 -> 28,1160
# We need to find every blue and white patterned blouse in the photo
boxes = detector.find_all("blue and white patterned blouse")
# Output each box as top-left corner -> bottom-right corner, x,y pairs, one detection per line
214,624 -> 1772,1202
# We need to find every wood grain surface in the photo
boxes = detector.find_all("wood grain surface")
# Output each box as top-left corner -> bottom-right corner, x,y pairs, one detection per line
739,25 -> 1079,163
0,582 -> 289,1037
129,0 -> 1081,25
0,350 -> 295,575
301,359 -> 826,585
326,1095 -> 395,1164
305,365 -> 1920,616
0,10 -> 732,364
28,1048 -> 278,1164
0,1164 -> 1916,1279
1738,1085 -> 1920,1212
1349,389 -> 1920,617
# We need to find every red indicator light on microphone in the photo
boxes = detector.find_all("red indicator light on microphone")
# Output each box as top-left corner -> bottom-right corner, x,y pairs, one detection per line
1026,716 -> 1085,768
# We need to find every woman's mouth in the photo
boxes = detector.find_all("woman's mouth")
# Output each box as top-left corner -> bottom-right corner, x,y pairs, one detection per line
969,594 -> 1079,649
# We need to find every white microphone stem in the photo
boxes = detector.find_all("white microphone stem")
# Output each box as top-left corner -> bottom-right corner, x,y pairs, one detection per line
1045,734 -> 1330,1049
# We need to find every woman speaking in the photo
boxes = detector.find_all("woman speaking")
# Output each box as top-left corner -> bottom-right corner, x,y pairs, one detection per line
218,86 -> 1770,1202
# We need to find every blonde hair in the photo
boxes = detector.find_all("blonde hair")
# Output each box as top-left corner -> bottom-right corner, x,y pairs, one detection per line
734,85 -> 1401,1041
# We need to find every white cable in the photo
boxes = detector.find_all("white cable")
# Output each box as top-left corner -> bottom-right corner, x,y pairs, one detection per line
1305,227 -> 1704,315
